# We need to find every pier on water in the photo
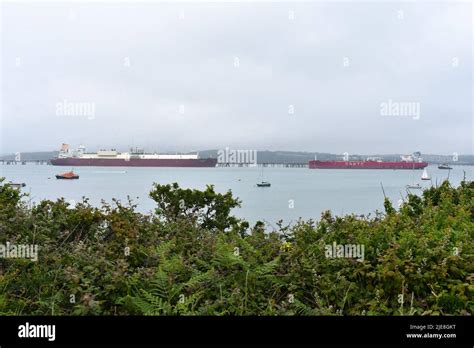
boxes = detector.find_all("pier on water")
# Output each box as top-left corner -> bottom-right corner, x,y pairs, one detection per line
216,162 -> 308,168
0,160 -> 51,165
0,160 -> 306,168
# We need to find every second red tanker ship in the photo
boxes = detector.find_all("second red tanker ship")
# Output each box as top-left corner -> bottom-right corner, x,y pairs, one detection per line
309,155 -> 428,170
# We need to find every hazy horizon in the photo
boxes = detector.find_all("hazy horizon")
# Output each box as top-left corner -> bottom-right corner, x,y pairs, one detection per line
1,1 -> 472,155
0,146 -> 472,158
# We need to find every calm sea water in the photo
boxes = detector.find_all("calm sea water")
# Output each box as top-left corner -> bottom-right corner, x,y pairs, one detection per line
1,164 -> 471,226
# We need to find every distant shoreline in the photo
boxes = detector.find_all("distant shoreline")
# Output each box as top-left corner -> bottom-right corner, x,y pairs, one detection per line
1,150 -> 473,166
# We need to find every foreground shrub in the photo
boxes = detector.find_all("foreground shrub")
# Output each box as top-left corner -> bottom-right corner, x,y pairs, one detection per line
0,179 -> 472,315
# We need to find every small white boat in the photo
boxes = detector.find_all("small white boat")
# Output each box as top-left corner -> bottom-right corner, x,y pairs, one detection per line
438,163 -> 452,170
406,183 -> 422,190
421,168 -> 431,181
8,182 -> 26,189
407,158 -> 423,190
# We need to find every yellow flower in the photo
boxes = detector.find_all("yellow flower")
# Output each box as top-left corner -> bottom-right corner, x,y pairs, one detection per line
280,242 -> 292,252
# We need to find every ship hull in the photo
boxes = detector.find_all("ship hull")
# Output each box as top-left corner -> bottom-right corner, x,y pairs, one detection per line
309,160 -> 428,170
56,175 -> 79,179
50,157 -> 218,167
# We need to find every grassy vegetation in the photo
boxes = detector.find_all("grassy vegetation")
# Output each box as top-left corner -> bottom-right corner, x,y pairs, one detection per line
0,178 -> 472,315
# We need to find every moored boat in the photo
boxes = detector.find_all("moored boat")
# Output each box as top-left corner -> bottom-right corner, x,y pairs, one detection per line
257,181 -> 271,187
438,163 -> 452,170
421,168 -> 431,180
256,166 -> 271,187
8,182 -> 26,189
56,171 -> 79,179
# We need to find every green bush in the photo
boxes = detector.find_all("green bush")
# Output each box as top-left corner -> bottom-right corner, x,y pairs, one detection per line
0,178 -> 472,315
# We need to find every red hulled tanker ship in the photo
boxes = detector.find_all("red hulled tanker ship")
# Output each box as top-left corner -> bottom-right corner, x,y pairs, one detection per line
50,144 -> 217,167
309,155 -> 428,170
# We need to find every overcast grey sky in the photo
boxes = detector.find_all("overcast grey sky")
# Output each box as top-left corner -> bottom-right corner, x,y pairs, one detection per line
1,1 -> 472,155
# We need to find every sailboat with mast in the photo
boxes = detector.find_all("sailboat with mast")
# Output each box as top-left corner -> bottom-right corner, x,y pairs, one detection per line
256,165 -> 271,187
406,152 -> 422,189
421,168 -> 431,181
